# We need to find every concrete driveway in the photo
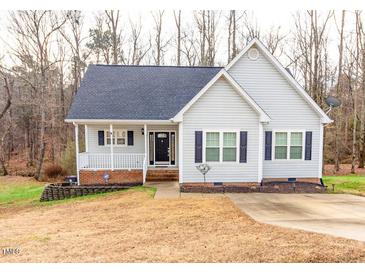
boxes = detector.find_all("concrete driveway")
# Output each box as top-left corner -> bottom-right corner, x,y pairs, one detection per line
227,193 -> 365,242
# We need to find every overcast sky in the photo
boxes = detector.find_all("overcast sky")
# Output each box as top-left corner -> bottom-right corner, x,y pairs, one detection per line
0,10 -> 359,68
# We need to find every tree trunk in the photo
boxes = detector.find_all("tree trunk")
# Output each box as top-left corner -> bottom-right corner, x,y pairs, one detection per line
334,10 -> 345,172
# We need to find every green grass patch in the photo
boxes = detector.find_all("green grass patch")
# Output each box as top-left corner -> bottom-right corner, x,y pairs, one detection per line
323,174 -> 365,195
0,177 -> 156,210
0,182 -> 44,206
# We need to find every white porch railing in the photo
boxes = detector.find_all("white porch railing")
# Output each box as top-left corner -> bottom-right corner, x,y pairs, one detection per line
78,153 -> 146,170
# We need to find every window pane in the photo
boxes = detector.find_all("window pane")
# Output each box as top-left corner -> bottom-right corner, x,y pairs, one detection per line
275,132 -> 287,146
275,146 -> 287,159
223,148 -> 236,161
291,132 -> 302,146
206,132 -> 219,147
206,148 -> 219,161
290,146 -> 302,159
223,132 -> 236,147
117,138 -> 125,145
106,138 -> 111,145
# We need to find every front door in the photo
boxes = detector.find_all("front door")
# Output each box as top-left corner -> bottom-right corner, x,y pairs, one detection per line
155,132 -> 170,164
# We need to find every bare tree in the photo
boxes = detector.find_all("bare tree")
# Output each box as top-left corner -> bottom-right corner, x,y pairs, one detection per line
334,10 -> 346,172
9,11 -> 67,180
150,11 -> 169,65
174,10 -> 182,66
194,10 -> 221,66
227,10 -> 245,62
127,18 -> 150,65
105,10 -> 123,64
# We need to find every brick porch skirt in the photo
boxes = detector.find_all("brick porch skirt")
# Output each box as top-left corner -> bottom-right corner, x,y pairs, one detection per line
180,178 -> 326,193
79,170 -> 143,185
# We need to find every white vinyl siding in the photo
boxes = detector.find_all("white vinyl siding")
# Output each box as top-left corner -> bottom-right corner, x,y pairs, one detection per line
228,46 -> 322,178
182,77 -> 260,183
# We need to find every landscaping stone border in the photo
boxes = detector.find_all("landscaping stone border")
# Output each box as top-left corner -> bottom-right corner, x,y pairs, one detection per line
40,182 -> 142,202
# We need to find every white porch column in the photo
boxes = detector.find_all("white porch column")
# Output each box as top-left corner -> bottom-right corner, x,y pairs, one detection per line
144,124 -> 148,156
143,124 -> 147,184
178,122 -> 183,184
110,124 -> 114,170
74,123 -> 80,184
84,125 -> 88,152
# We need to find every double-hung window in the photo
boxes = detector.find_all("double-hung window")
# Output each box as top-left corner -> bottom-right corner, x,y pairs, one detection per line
205,131 -> 238,162
223,132 -> 237,162
105,129 -> 127,146
206,132 -> 220,162
274,131 -> 303,160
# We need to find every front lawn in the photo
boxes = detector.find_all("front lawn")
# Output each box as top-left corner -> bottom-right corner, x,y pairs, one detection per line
323,174 -> 365,195
0,177 -> 44,207
0,176 -> 156,215
0,179 -> 364,262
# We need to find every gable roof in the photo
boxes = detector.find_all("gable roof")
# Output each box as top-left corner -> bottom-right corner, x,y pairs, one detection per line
226,38 -> 333,124
172,69 -> 271,123
66,64 -> 222,121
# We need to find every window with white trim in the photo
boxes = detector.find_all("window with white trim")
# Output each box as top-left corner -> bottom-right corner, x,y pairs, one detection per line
274,131 -> 303,160
205,131 -> 238,162
290,132 -> 303,159
223,132 -> 237,162
105,129 -> 127,146
206,132 -> 220,162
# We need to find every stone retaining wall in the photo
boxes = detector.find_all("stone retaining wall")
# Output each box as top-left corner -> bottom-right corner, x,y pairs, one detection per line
40,182 -> 142,202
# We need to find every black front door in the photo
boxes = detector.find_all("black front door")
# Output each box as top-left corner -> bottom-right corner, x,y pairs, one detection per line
155,132 -> 170,163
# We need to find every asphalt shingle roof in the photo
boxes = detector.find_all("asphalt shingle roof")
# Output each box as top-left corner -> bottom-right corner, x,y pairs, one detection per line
67,64 -> 222,120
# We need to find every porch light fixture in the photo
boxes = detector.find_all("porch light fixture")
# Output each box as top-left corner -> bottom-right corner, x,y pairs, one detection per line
141,127 -> 144,135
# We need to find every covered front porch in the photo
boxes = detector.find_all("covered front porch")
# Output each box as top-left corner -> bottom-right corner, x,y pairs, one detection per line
74,121 -> 180,184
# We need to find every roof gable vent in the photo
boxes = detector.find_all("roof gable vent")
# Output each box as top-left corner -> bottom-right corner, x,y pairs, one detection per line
248,48 -> 259,60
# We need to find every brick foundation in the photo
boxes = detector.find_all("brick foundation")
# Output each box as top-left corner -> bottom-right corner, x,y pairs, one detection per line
180,180 -> 326,193
79,170 -> 143,185
262,177 -> 321,184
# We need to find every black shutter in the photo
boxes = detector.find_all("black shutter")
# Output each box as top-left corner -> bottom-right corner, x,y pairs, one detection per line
195,131 -> 203,163
264,131 -> 272,160
239,131 -> 248,163
127,131 -> 134,146
98,130 -> 105,146
305,131 -> 312,160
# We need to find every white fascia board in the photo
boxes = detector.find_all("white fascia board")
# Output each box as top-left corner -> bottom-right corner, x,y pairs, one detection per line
65,119 -> 176,125
172,69 -> 271,123
226,38 -> 333,124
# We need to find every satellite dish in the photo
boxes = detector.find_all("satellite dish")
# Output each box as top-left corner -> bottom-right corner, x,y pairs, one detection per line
325,96 -> 341,108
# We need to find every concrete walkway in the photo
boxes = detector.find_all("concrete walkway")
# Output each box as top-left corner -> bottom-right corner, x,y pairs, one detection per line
227,193 -> 365,242
146,181 -> 180,199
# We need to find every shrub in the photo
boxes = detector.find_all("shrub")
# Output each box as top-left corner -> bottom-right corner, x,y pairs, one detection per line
44,164 -> 65,179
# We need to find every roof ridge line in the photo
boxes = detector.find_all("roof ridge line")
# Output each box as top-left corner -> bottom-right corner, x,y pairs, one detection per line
92,64 -> 223,69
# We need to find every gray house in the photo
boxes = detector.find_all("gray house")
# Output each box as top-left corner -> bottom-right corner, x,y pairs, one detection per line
66,38 -> 332,190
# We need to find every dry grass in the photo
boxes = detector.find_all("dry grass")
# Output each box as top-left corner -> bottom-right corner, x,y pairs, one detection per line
0,190 -> 364,263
